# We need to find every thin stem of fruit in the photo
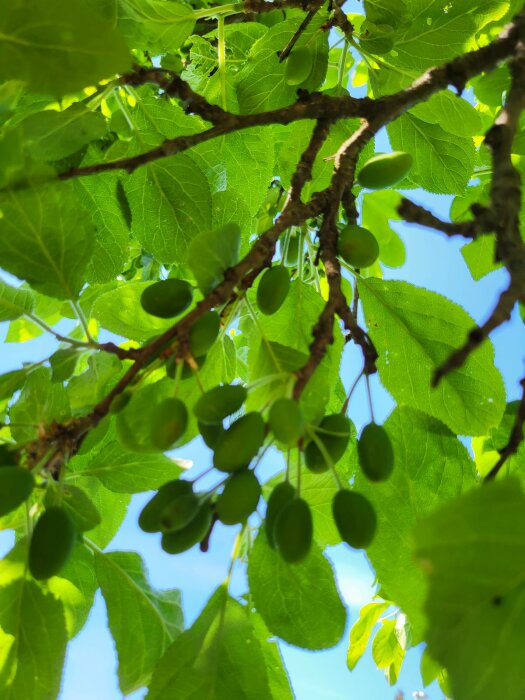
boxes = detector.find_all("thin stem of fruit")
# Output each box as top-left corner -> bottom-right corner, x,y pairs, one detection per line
307,427 -> 344,490
337,40 -> 349,88
245,296 -> 283,373
217,15 -> 228,110
193,3 -> 243,20
341,369 -> 364,414
296,448 -> 302,496
365,373 -> 375,423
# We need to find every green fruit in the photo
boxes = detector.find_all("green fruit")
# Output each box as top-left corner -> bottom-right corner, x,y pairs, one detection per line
0,467 -> 34,516
140,278 -> 193,319
338,225 -> 379,268
274,497 -> 313,563
256,266 -> 290,315
304,414 -> 351,473
268,398 -> 304,446
150,398 -> 188,451
265,481 -> 296,548
332,490 -> 376,549
139,480 -> 193,533
357,422 -> 394,482
283,232 -> 302,267
193,385 -> 247,425
198,420 -> 224,449
284,47 -> 314,86
167,354 -> 207,380
0,444 -> 18,466
213,412 -> 265,472
29,507 -> 76,580
216,470 -> 261,525
161,503 -> 213,554
189,311 -> 220,357
160,493 -> 201,532
357,151 -> 413,190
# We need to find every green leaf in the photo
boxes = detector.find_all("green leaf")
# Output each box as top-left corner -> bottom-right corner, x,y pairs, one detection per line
146,585 -> 272,700
250,613 -> 294,700
10,367 -> 70,442
95,550 -> 183,694
0,182 -> 94,299
75,476 -> 131,549
355,407 -> 477,641
0,575 -> 67,699
0,280 -> 34,321
409,91 -> 483,138
347,602 -> 389,671
361,191 -> 406,268
414,479 -> 525,700
247,531 -> 346,650
461,235 -> 501,280
19,104 -> 106,161
0,0 -> 131,96
187,224 -> 240,295
371,618 -> 405,684
358,278 -> 506,436
388,114 -> 475,194
118,0 -> 195,54
68,354 -> 122,412
124,155 -> 212,264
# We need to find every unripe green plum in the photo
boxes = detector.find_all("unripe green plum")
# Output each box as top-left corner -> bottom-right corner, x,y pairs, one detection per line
213,412 -> 265,472
357,422 -> 394,482
268,398 -> 304,446
332,489 -> 376,549
256,266 -> 290,315
281,231 -> 302,267
216,470 -> 261,525
0,467 -> 34,517
29,507 -> 76,580
140,278 -> 193,319
150,398 -> 188,451
304,414 -> 351,473
284,47 -> 314,86
198,420 -> 224,449
274,497 -> 313,563
357,151 -> 412,190
189,311 -> 220,357
139,479 -> 193,533
338,225 -> 379,269
160,493 -> 201,532
265,480 -> 296,548
193,384 -> 247,424
0,444 -> 18,466
161,502 -> 213,554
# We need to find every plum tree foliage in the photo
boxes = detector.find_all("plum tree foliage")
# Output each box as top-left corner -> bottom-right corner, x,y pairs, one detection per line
0,0 -> 524,698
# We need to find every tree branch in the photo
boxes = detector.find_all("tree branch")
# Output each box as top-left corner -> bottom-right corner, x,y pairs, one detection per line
485,377 -> 525,481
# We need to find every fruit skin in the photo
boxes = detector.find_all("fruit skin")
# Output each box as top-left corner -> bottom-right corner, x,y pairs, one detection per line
0,467 -> 34,517
265,481 -> 296,548
338,225 -> 379,268
139,480 -> 193,533
304,414 -> 351,473
357,151 -> 413,190
198,420 -> 224,449
29,507 -> 76,580
213,412 -> 266,472
268,398 -> 304,446
161,503 -> 213,554
216,470 -> 261,525
160,494 -> 201,532
140,278 -> 193,319
193,385 -> 247,425
357,422 -> 394,482
189,311 -> 220,357
150,398 -> 188,451
274,497 -> 313,563
332,490 -> 376,549
284,47 -> 314,86
256,266 -> 290,315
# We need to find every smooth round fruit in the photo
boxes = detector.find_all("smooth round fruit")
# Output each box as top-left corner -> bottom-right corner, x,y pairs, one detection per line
193,385 -> 247,425
139,479 -> 193,533
268,398 -> 304,446
256,266 -> 290,315
189,311 -> 220,357
338,225 -> 379,268
216,470 -> 261,525
0,444 -> 18,466
198,420 -> 224,449
284,47 -> 314,86
265,481 -> 296,548
161,503 -> 213,554
150,398 -> 188,451
357,422 -> 394,482
357,151 -> 413,190
160,493 -> 201,532
332,489 -> 376,549
140,278 -> 193,319
213,412 -> 265,472
304,414 -> 351,473
0,467 -> 34,517
274,498 -> 313,563
282,231 -> 302,267
29,507 -> 76,580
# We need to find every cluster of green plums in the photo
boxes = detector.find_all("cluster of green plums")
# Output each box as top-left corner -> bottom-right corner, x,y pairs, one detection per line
137,384 -> 394,564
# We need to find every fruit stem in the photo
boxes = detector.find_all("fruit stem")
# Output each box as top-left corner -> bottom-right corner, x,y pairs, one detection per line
217,15 -> 228,111
193,3 -> 243,20
365,374 -> 376,423
306,427 -> 344,490
341,369 -> 364,414
224,523 -> 245,584
337,40 -> 349,88
296,448 -> 302,496
244,297 -> 283,373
